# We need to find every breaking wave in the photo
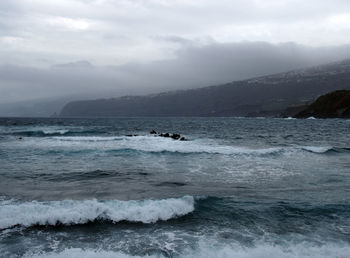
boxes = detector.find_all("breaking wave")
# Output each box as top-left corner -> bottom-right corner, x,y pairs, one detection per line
0,196 -> 195,229
9,129 -> 106,137
47,136 -> 350,156
8,134 -> 349,156
301,146 -> 350,154
10,130 -> 70,137
301,146 -> 334,153
49,136 -> 285,156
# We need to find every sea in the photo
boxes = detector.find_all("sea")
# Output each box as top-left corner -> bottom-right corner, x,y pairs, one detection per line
0,117 -> 349,258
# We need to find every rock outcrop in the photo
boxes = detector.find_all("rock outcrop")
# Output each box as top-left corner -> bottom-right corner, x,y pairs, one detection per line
150,130 -> 187,141
295,90 -> 350,118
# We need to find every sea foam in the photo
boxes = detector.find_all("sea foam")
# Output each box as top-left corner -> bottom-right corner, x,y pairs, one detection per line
14,135 -> 339,156
0,196 -> 195,229
301,146 -> 333,153
50,135 -> 284,156
22,242 -> 350,258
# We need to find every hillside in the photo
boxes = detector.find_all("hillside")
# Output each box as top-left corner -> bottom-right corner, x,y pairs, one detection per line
60,59 -> 350,117
295,90 -> 350,118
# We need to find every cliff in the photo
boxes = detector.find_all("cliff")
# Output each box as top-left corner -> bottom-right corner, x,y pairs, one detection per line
295,90 -> 350,118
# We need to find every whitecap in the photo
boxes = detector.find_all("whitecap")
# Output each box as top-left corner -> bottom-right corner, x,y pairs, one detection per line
50,135 -> 283,156
0,196 -> 195,229
301,146 -> 333,153
43,129 -> 69,135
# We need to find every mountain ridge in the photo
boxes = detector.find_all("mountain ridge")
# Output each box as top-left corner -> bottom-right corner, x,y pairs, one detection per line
60,59 -> 350,117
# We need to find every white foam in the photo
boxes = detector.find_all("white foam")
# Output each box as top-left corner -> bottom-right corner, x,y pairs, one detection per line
11,126 -> 71,135
189,241 -> 350,258
23,249 -> 143,258
0,196 -> 195,229
43,129 -> 69,135
301,146 -> 333,153
22,242 -> 350,258
49,135 -> 283,156
53,136 -> 122,141
9,135 -> 335,157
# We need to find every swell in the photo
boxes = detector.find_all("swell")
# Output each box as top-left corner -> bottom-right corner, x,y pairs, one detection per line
0,196 -> 195,230
7,129 -> 108,137
39,144 -> 350,157
1,196 -> 349,231
45,136 -> 287,156
8,169 -> 150,181
301,146 -> 350,154
5,133 -> 349,156
107,146 -> 350,155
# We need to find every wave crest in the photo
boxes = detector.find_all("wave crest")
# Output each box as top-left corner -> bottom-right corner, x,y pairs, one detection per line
11,130 -> 70,137
0,196 -> 195,229
8,134 -> 349,156
52,136 -> 284,156
301,146 -> 333,153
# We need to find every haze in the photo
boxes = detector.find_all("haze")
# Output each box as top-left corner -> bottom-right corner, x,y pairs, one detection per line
1,0 -> 350,116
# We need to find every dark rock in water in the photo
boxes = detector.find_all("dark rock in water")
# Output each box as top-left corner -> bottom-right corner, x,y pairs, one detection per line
171,133 -> 181,140
18,137 -> 23,140
295,90 -> 350,118
155,181 -> 187,187
132,130 -> 187,140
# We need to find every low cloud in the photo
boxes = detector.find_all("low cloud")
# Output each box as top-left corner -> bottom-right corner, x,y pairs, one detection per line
1,41 -> 350,109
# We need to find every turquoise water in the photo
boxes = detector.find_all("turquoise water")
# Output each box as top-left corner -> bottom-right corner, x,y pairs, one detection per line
0,117 -> 349,257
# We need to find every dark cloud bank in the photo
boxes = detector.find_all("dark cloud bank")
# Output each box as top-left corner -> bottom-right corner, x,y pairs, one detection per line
1,41 -> 350,116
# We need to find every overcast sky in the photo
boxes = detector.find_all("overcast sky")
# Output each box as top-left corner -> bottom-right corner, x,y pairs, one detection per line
1,0 -> 350,107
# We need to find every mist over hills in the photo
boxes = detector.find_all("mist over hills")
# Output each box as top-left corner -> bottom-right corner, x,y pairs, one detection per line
2,42 -> 350,117
60,59 -> 350,117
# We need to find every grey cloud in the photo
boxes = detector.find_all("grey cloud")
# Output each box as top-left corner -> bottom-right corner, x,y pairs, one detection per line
1,1 -> 350,116
114,42 -> 350,89
51,60 -> 95,70
1,41 -> 350,112
1,0 -> 350,68
152,35 -> 194,45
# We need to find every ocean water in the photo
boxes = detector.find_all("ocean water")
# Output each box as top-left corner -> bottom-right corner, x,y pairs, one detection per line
0,117 -> 349,258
